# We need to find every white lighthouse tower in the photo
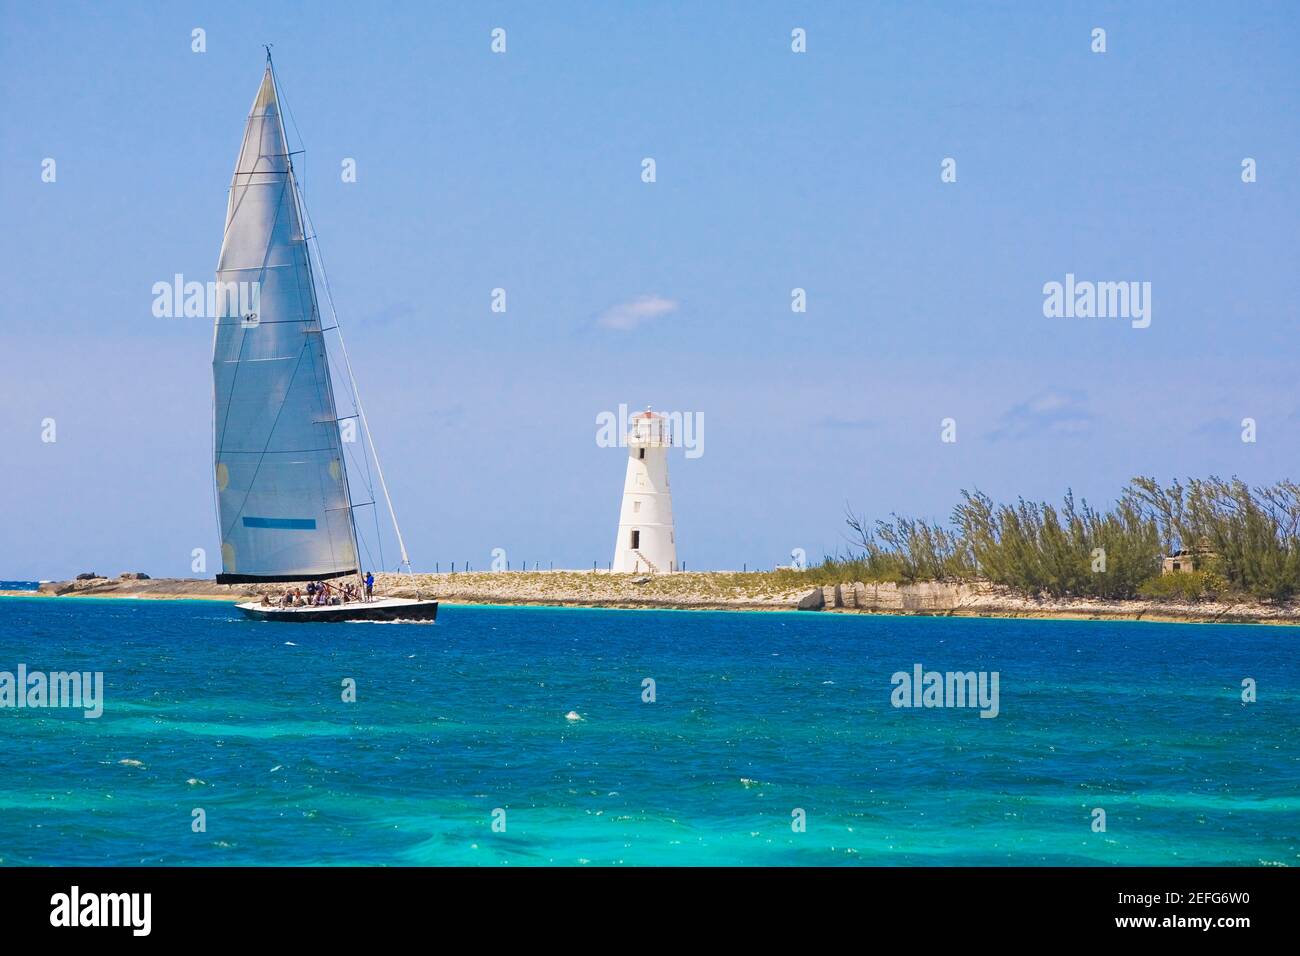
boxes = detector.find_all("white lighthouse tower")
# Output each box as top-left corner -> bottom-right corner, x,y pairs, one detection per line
612,408 -> 677,573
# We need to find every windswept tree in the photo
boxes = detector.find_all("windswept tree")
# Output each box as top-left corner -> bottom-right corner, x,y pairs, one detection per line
841,477 -> 1298,602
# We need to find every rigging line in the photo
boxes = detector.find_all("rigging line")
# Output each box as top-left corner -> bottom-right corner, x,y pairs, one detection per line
295,185 -> 398,580
333,402 -> 385,574
330,341 -> 384,567
332,457 -> 377,570
356,531 -> 377,578
337,413 -> 385,573
276,68 -> 311,208
305,206 -> 412,577
371,439 -> 387,573
345,434 -> 386,575
304,325 -> 348,572
373,499 -> 386,578
342,436 -> 377,506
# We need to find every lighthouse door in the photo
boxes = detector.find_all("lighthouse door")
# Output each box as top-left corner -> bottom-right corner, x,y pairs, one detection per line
631,530 -> 640,549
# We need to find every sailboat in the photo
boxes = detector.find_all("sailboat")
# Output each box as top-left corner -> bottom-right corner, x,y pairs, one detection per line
212,52 -> 437,623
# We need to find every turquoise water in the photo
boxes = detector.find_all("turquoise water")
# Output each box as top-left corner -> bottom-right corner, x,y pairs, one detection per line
0,596 -> 1296,866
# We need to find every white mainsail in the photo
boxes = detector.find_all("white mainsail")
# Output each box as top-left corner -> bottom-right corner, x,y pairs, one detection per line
211,60 -> 359,583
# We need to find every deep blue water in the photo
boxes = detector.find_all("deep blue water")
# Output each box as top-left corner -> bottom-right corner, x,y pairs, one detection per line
0,596 -> 1296,866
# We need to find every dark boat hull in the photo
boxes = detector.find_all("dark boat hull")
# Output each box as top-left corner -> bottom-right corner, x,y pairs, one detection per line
236,598 -> 439,623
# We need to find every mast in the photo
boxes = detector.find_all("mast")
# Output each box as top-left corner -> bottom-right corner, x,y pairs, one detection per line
265,50 -> 367,591
269,52 -> 420,597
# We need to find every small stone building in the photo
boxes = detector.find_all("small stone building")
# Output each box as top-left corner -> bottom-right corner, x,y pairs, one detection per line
1161,547 -> 1215,575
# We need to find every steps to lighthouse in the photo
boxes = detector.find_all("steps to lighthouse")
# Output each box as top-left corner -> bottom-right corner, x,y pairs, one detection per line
632,549 -> 661,574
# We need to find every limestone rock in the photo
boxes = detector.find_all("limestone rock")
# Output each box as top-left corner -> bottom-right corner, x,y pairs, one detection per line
797,588 -> 825,611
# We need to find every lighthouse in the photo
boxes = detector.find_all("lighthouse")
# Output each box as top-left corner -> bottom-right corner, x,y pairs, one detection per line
612,408 -> 677,573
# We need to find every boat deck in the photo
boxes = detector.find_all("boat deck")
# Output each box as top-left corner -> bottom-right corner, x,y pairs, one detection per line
236,597 -> 438,622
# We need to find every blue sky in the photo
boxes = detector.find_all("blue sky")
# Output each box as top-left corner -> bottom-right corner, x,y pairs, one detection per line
1,1 -> 1297,579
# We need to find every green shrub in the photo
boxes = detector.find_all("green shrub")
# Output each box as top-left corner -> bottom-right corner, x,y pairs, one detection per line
1138,570 -> 1229,602
838,477 -> 1300,603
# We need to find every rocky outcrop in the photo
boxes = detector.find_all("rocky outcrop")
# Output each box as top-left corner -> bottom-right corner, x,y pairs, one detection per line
792,579 -> 1300,624
863,582 -> 968,612
35,577 -> 256,599
796,588 -> 825,610
14,573 -> 1300,625
800,581 -> 991,613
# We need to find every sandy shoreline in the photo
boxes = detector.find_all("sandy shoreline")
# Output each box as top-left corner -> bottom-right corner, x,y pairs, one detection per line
3,572 -> 1299,626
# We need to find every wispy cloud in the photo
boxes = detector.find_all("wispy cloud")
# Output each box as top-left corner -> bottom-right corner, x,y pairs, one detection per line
596,294 -> 679,331
987,389 -> 1094,441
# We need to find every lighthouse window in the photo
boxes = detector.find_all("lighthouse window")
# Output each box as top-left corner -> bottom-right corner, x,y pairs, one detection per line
639,448 -> 645,460
633,500 -> 641,513
631,529 -> 641,549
